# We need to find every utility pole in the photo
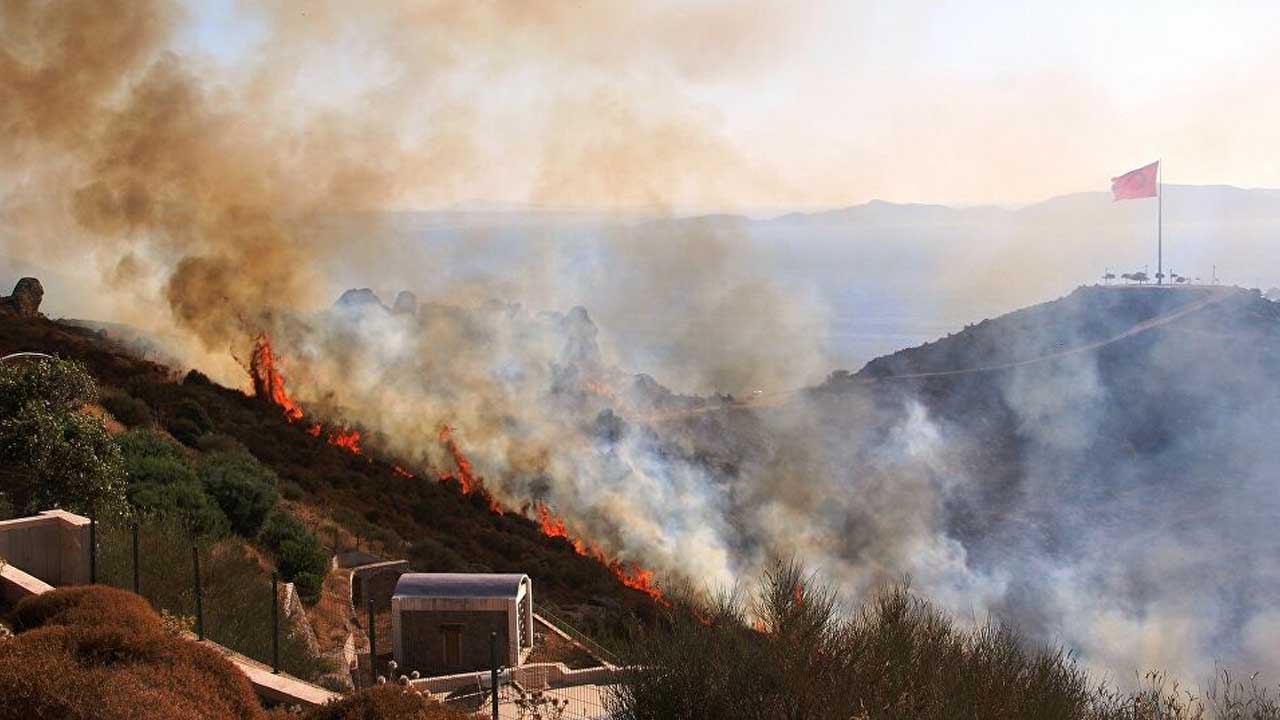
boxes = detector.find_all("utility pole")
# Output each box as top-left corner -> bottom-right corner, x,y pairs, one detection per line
1157,161 -> 1163,284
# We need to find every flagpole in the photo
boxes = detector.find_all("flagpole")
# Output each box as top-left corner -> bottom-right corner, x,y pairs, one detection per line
1157,160 -> 1163,285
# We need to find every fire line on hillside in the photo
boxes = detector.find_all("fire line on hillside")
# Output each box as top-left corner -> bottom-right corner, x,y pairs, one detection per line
247,334 -> 668,606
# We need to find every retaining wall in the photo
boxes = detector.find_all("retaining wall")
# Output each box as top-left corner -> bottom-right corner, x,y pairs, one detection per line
0,510 -> 90,586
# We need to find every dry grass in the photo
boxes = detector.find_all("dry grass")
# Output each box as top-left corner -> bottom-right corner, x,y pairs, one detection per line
609,561 -> 1280,720
0,586 -> 266,720
310,567 -> 355,652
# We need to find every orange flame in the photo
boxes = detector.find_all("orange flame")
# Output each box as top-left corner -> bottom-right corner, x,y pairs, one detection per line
328,428 -> 362,454
437,425 -> 502,514
250,335 -> 304,423
533,501 -> 667,606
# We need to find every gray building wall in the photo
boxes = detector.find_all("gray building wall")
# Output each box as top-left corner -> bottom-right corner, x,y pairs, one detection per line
399,609 -> 510,676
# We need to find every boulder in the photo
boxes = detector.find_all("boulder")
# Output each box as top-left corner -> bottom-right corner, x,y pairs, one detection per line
391,290 -> 418,316
0,277 -> 44,318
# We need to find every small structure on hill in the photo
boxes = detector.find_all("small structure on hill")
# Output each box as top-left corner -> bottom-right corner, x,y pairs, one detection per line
391,573 -> 534,677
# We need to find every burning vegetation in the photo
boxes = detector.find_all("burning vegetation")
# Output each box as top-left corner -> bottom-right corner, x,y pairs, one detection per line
248,334 -> 667,605
535,502 -> 668,606
249,335 -> 304,423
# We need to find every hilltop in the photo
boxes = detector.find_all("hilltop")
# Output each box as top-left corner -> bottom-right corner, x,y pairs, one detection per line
652,283 -> 1280,679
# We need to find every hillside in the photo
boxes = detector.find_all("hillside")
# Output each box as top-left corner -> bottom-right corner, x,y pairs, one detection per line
0,311 -> 664,636
655,284 -> 1280,679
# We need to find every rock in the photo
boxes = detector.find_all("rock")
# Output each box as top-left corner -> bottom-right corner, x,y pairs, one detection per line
0,277 -> 44,318
391,290 -> 418,316
334,288 -> 388,313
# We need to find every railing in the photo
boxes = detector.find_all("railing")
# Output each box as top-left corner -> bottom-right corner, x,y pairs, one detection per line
533,603 -> 620,667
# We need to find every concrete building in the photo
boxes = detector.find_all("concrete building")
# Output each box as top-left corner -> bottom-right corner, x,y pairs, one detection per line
391,573 -> 534,677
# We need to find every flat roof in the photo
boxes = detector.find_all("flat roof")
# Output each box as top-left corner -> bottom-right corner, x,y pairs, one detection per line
394,573 -> 529,600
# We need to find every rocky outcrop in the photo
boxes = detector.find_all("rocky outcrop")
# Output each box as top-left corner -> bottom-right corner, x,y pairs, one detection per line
0,277 -> 44,318
391,290 -> 418,316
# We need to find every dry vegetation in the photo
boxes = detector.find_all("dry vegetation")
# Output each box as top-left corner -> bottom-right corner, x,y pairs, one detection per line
609,561 -> 1280,720
0,586 -> 482,720
0,586 -> 264,720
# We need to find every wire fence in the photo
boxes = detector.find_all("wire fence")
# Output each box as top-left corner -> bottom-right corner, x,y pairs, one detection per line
90,516 -> 334,682
435,665 -> 617,719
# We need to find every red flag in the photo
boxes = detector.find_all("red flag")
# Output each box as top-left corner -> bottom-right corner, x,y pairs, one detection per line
1111,161 -> 1159,201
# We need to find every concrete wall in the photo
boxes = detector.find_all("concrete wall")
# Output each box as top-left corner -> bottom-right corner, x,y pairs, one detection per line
350,560 -> 408,611
412,662 -> 625,695
0,561 -> 54,604
397,608 -> 510,677
0,510 -> 90,586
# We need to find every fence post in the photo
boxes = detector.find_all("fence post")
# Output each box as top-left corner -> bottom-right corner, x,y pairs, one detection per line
490,631 -> 499,720
131,521 -> 140,595
192,546 -> 204,641
88,510 -> 96,584
272,572 -> 280,674
367,598 -> 377,687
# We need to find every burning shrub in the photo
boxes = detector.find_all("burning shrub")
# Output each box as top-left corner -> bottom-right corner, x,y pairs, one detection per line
0,586 -> 265,720
199,451 -> 280,537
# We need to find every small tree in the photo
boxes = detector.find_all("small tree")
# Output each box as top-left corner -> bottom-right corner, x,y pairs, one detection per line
0,358 -> 126,515
198,451 -> 279,537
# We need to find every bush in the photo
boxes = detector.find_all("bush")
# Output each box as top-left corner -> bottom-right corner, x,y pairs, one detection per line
0,586 -> 266,720
0,358 -> 127,515
292,572 -> 323,603
279,479 -> 307,501
101,391 -> 153,428
260,510 -> 329,602
117,429 -> 185,464
166,418 -> 204,447
198,452 -> 279,537
607,561 -> 1280,720
302,685 -> 473,720
194,432 -> 247,455
173,398 -> 213,434
128,480 -> 230,538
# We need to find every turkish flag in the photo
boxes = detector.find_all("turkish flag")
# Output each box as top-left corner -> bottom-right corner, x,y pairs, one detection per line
1111,161 -> 1159,201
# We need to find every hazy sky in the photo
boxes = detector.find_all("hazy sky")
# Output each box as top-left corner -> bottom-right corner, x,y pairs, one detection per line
170,1 -> 1280,210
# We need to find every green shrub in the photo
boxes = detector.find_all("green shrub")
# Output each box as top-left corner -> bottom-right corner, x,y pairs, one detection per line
166,418 -> 204,447
198,452 -> 279,537
100,391 -> 153,428
278,479 -> 306,501
173,398 -> 213,434
292,572 -> 323,604
194,432 -> 247,455
0,358 -> 126,515
127,455 -> 198,487
128,480 -> 229,539
259,510 -> 329,599
117,429 -> 185,464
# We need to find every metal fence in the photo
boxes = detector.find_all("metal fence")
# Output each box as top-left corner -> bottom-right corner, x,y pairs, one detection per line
435,667 -> 616,719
